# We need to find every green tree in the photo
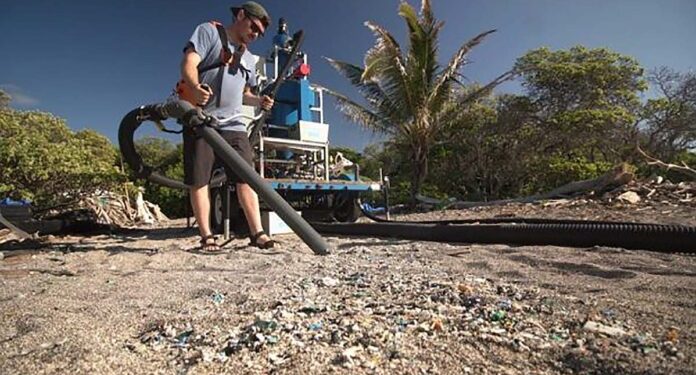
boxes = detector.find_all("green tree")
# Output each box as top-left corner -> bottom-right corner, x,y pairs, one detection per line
640,67 -> 696,160
427,89 -> 543,200
359,143 -> 399,182
325,0 -> 512,205
134,137 -> 180,169
429,92 -> 502,199
514,46 -> 646,157
0,109 -> 122,208
512,46 -> 647,189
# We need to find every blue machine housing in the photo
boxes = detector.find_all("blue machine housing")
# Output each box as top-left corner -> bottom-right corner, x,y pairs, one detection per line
271,79 -> 315,126
246,20 -> 383,221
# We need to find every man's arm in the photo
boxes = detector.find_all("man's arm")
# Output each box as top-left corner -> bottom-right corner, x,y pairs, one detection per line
181,47 -> 211,106
243,85 -> 273,110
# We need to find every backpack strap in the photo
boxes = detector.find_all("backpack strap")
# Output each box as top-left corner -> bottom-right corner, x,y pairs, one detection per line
176,21 -> 234,108
197,21 -> 233,73
197,21 -> 234,107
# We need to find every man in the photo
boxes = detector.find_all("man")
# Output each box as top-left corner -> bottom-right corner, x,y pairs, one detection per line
181,1 -> 275,251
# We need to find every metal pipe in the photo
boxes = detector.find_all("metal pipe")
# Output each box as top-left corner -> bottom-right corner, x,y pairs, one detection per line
383,176 -> 391,221
224,185 -> 231,240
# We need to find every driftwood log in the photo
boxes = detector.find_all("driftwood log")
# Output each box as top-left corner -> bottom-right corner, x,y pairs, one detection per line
451,163 -> 635,209
81,191 -> 168,227
637,145 -> 696,180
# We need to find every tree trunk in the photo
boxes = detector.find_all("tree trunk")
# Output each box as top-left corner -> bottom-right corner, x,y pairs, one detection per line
409,147 -> 429,208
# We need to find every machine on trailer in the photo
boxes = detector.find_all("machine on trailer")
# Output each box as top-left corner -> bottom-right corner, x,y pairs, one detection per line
209,18 -> 382,237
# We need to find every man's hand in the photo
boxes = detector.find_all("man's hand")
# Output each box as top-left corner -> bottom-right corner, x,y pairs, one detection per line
193,84 -> 213,106
260,95 -> 274,110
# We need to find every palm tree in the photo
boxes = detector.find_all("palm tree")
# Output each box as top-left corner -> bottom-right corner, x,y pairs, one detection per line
325,0 -> 513,205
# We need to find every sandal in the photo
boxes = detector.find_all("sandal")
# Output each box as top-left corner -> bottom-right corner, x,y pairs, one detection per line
199,234 -> 222,252
249,231 -> 275,249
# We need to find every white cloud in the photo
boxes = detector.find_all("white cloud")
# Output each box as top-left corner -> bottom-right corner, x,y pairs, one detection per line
0,83 -> 40,106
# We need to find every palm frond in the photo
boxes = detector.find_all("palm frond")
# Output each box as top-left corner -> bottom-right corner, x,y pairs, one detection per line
362,21 -> 414,119
323,57 -> 365,87
323,87 -> 393,135
399,1 -> 441,108
420,0 -> 435,28
457,69 -> 517,106
324,58 -> 386,107
398,3 -> 424,47
427,30 -> 496,113
362,21 -> 404,82
323,57 -> 403,120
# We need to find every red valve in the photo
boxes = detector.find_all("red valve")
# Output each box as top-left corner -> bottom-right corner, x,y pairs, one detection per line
293,63 -> 311,78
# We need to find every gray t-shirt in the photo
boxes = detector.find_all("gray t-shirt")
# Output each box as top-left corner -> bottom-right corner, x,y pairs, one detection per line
187,22 -> 257,132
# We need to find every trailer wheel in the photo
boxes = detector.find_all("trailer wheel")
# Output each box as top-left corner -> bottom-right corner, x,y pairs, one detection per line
210,186 -> 226,234
332,194 -> 361,223
210,185 -> 249,236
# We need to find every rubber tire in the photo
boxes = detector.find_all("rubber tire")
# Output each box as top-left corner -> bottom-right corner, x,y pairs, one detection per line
210,186 -> 249,236
332,194 -> 361,223
210,186 -> 226,235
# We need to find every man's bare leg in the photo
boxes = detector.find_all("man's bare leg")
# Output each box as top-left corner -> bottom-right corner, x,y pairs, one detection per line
190,184 -> 214,239
236,183 -> 272,244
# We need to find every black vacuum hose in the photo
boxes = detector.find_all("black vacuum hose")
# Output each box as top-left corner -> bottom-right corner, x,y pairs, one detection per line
117,104 -> 225,190
311,221 -> 695,253
308,199 -> 696,253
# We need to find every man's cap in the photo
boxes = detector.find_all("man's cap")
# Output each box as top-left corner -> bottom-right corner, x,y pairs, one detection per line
231,2 -> 270,35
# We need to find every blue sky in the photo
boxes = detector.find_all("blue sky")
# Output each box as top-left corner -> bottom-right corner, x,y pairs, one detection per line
2,0 -> 695,152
